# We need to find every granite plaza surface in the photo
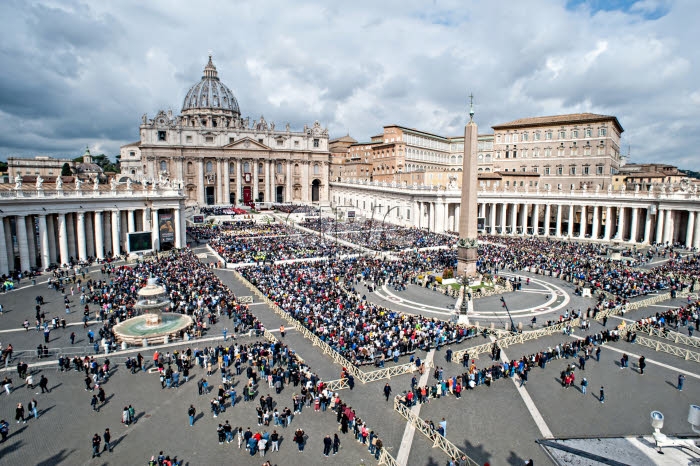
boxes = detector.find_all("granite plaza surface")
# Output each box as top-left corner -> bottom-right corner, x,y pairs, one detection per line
0,249 -> 697,466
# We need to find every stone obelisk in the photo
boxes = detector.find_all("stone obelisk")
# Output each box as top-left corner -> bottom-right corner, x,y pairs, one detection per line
457,95 -> 479,277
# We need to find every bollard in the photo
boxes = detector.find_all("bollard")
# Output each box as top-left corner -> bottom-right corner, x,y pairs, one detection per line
121,342 -> 127,350
517,322 -> 523,331
490,322 -> 495,331
32,279 -> 36,286
505,322 -> 509,330
163,335 -> 169,344
142,338 -> 148,347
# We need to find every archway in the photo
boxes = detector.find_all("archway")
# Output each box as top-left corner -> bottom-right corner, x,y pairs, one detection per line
276,186 -> 284,203
311,179 -> 321,202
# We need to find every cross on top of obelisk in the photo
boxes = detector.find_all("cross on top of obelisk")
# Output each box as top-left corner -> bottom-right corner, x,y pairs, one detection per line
468,93 -> 475,122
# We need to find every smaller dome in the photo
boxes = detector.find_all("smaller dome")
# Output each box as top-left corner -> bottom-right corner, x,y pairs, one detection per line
182,55 -> 240,116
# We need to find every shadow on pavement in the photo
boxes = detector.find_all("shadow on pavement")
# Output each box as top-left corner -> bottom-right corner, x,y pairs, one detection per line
36,448 -> 75,466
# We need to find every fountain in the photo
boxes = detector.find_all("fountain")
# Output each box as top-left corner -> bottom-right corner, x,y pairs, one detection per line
113,277 -> 193,346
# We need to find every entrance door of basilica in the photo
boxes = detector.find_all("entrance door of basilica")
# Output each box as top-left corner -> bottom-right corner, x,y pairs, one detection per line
243,186 -> 252,205
205,187 -> 215,205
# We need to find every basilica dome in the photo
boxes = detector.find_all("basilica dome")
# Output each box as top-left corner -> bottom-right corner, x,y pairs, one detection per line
181,56 -> 240,117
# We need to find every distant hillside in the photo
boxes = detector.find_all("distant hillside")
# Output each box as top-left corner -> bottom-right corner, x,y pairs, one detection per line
680,169 -> 700,179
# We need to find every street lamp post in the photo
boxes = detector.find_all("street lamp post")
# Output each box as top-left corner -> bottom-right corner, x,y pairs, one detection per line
460,275 -> 471,315
332,204 -> 354,261
365,204 -> 383,252
500,296 -> 518,333
381,205 -> 401,251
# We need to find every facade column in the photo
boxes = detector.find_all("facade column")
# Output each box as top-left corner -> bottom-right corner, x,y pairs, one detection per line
26,216 -> 37,270
76,212 -> 87,261
685,211 -> 695,248
224,161 -> 231,205
555,204 -> 562,237
604,206 -> 612,241
253,160 -> 260,202
38,214 -> 50,271
57,214 -> 69,266
412,201 -> 420,228
286,161 -> 292,203
567,205 -> 575,237
143,209 -> 151,231
111,210 -> 121,256
215,158 -> 222,204
655,209 -> 664,244
301,162 -> 309,202
0,218 -> 8,275
694,212 -> 700,249
197,159 -> 205,205
532,204 -> 540,235
127,210 -> 135,233
454,204 -> 460,232
47,215 -> 57,264
663,209 -> 673,244
174,207 -> 183,248
629,207 -> 639,243
543,204 -> 551,237
94,211 -> 104,259
643,208 -> 652,244
265,160 -> 271,203
510,203 -> 518,235
579,205 -> 587,239
591,206 -> 599,240
490,203 -> 497,234
151,209 -> 160,251
16,215 -> 30,272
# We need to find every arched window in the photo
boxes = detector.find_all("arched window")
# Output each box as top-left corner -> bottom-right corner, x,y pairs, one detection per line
294,164 -> 300,175
258,163 -> 263,173
159,160 -> 167,171
243,162 -> 250,173
187,162 -> 193,174
206,161 -> 213,173
314,164 -> 320,175
276,163 -> 283,174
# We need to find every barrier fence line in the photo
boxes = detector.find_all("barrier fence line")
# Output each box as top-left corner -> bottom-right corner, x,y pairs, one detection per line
393,397 -> 480,466
631,335 -> 700,363
637,325 -> 700,349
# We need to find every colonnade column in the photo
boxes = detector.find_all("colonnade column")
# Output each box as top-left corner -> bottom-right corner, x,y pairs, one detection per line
510,203 -> 518,235
16,215 -> 30,271
453,204 -> 460,232
544,204 -> 551,237
151,209 -> 160,251
555,205 -> 562,237
94,211 -> 104,259
685,211 -> 695,248
0,218 -> 8,275
38,214 -> 50,271
58,214 -> 69,265
643,208 -> 653,244
500,203 -> 507,235
655,209 -> 665,244
253,160 -> 260,203
591,206 -> 599,240
3,218 -> 12,269
629,207 -> 639,243
111,210 -> 121,256
428,203 -> 435,232
174,207 -> 183,249
26,217 -> 37,269
520,203 -> 528,235
663,209 -> 673,244
615,207 -> 625,240
567,205 -> 574,237
47,216 -> 56,264
579,205 -> 587,239
76,212 -> 87,261
490,203 -> 497,234
127,210 -> 135,233
694,212 -> 700,249
532,204 -> 540,235
604,206 -> 612,241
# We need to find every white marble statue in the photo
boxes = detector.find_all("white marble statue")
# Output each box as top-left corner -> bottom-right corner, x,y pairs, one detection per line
14,173 -> 22,189
56,177 -> 63,190
75,178 -> 83,190
110,178 -> 118,191
35,175 -> 44,189
126,179 -> 133,191
93,177 -> 100,190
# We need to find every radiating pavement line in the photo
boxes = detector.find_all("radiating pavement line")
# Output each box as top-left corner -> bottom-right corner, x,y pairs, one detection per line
396,348 -> 435,466
493,336 -> 554,439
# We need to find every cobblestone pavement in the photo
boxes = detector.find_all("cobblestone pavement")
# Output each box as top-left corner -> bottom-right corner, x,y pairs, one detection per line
0,248 -> 698,466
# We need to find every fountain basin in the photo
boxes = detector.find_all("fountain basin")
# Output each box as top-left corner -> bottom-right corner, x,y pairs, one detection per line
113,312 -> 193,346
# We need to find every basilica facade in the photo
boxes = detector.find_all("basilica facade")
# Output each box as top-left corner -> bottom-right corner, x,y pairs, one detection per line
120,56 -> 331,206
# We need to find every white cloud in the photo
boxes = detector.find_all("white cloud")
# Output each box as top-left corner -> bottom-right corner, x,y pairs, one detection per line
0,0 -> 698,168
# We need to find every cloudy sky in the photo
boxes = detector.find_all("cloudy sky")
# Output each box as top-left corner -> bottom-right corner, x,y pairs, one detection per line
0,0 -> 698,168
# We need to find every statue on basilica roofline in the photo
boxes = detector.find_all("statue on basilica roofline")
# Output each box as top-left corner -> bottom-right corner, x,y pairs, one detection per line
35,175 -> 44,190
14,173 -> 22,190
110,178 -> 118,191
93,177 -> 100,190
75,177 -> 83,191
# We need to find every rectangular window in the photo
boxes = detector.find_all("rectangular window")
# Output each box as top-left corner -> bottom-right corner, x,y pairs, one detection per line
557,167 -> 563,175
158,131 -> 167,141
572,130 -> 578,138
277,140 -> 283,146
532,167 -> 538,173
294,140 -> 299,147
599,128 -> 607,137
258,138 -> 264,144
546,132 -> 552,140
205,136 -> 214,143
313,139 -> 320,148
513,134 -> 518,143
534,133 -> 541,141
505,181 -> 510,187
406,209 -> 411,220
559,131 -> 566,139
544,167 -> 550,175
570,166 -> 576,175
129,151 -> 136,157
229,137 -> 235,144
583,166 -> 590,175
186,136 -> 192,143
586,128 -> 592,138
597,166 -> 604,175
522,133 -> 529,141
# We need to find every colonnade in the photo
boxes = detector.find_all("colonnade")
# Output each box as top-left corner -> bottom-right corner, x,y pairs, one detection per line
0,205 -> 186,275
479,201 -> 700,247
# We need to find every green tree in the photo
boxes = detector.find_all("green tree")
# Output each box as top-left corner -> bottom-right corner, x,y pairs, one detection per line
61,162 -> 72,177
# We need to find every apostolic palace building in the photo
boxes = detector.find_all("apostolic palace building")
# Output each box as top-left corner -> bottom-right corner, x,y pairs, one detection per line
0,54 -> 699,277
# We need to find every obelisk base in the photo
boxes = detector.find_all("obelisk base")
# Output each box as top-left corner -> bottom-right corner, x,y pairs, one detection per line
457,245 -> 478,277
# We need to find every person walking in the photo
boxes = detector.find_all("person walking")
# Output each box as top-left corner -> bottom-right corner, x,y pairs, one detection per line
188,405 -> 196,426
581,378 -> 588,395
323,434 -> 332,457
678,374 -> 686,391
91,395 -> 99,412
15,403 -> 25,424
383,383 -> 392,402
638,356 -> 646,375
279,325 -> 285,338
294,428 -> 305,452
333,433 -> 340,455
0,420 -> 8,442
103,428 -> 112,453
39,375 -> 49,393
595,347 -> 601,362
29,398 -> 38,419
92,433 -> 101,458
599,386 -> 605,404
